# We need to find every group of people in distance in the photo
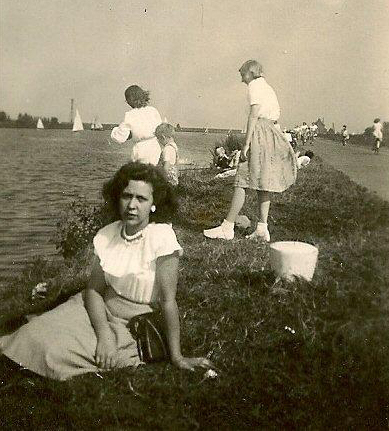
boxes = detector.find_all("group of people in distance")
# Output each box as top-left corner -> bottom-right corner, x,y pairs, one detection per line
291,122 -> 318,146
0,59 -> 319,382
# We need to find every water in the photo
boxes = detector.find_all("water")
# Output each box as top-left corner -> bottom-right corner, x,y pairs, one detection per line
0,128 -> 220,282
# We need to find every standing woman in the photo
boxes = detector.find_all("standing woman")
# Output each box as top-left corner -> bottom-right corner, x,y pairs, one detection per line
111,85 -> 162,165
204,60 -> 297,241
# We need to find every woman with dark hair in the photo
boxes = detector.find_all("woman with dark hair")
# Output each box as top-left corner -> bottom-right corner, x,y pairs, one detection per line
111,85 -> 163,165
0,162 -> 212,380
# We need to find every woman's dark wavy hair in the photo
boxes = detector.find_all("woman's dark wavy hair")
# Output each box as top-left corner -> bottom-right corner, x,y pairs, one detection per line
102,162 -> 178,223
124,85 -> 150,108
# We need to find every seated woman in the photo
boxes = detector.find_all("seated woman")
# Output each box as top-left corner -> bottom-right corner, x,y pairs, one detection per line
0,162 -> 212,380
213,146 -> 240,171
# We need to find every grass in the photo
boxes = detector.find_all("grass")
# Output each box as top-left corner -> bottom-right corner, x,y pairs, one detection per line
1,156 -> 389,430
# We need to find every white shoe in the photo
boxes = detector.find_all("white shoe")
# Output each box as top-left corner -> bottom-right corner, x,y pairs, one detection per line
245,223 -> 270,242
203,221 -> 234,240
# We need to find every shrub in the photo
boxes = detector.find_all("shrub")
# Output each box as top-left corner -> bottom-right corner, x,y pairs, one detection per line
214,133 -> 244,155
55,199 -> 111,259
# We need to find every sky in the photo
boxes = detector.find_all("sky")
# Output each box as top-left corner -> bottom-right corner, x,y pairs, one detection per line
0,0 -> 388,132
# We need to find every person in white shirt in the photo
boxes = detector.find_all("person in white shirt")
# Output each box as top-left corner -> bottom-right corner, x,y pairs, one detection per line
372,118 -> 383,154
111,85 -> 162,165
155,122 -> 179,186
294,125 -> 301,141
284,129 -> 293,143
204,60 -> 297,242
301,122 -> 309,145
341,125 -> 350,146
296,150 -> 314,169
309,123 -> 318,144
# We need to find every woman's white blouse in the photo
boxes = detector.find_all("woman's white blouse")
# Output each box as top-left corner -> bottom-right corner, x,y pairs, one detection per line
111,106 -> 162,144
93,221 -> 182,304
248,77 -> 280,121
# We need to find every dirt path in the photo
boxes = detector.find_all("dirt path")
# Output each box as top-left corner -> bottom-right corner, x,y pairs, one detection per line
302,139 -> 389,202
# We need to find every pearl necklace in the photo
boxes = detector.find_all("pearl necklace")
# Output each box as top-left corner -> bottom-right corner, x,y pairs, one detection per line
120,225 -> 144,243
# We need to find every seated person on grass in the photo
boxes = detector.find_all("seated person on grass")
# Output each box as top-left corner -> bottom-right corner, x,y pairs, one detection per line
296,150 -> 314,169
212,146 -> 240,171
0,162 -> 213,381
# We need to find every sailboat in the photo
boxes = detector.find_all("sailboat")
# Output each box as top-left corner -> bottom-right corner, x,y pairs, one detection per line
91,117 -> 103,131
72,109 -> 84,132
37,118 -> 44,129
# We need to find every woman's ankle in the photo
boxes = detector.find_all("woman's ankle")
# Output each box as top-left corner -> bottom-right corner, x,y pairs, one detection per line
222,219 -> 234,229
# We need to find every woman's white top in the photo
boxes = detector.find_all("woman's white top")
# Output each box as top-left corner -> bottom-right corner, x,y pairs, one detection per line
373,122 -> 383,139
93,221 -> 182,304
297,155 -> 311,169
161,141 -> 178,165
248,77 -> 280,121
111,106 -> 162,144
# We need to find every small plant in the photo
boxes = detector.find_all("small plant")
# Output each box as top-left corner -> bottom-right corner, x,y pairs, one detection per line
214,133 -> 244,155
55,198 -> 112,259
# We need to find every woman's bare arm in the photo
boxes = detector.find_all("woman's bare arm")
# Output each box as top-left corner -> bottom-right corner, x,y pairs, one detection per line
241,104 -> 261,160
84,257 -> 117,369
84,257 -> 110,337
157,253 -> 214,371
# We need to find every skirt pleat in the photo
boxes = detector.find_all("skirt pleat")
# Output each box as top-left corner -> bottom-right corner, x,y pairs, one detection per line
234,118 -> 297,192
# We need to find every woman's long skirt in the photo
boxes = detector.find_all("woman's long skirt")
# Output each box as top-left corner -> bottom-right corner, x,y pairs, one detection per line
234,118 -> 297,192
0,292 -> 150,381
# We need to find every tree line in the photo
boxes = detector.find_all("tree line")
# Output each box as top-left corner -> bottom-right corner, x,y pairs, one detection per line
0,111 -> 62,128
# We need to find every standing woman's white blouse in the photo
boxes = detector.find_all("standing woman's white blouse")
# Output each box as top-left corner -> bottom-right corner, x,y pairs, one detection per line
248,77 -> 280,121
93,221 -> 182,304
110,106 -> 162,165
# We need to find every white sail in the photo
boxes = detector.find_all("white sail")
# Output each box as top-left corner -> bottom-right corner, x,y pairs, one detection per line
95,120 -> 103,130
72,109 -> 84,132
37,118 -> 44,129
91,116 -> 103,130
163,117 -> 168,123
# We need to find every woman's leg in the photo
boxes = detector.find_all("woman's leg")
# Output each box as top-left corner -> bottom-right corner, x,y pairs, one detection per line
226,187 -> 246,222
203,187 -> 245,240
258,191 -> 271,223
246,191 -> 271,241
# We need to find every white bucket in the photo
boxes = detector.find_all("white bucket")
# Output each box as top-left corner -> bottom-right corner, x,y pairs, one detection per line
269,241 -> 319,282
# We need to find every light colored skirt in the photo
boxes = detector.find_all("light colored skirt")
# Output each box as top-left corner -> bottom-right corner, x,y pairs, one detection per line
127,137 -> 161,166
0,292 -> 151,381
234,118 -> 297,192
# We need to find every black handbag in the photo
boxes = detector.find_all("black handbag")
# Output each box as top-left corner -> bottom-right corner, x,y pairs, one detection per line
127,311 -> 169,363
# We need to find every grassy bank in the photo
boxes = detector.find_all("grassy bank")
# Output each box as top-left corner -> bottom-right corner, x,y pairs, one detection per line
1,157 -> 389,430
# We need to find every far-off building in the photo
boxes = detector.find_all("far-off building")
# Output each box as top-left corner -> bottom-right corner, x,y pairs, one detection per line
314,118 -> 327,134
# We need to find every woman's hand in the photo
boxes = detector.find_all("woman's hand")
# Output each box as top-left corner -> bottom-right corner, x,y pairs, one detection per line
95,329 -> 118,370
172,356 -> 214,371
240,144 -> 250,162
